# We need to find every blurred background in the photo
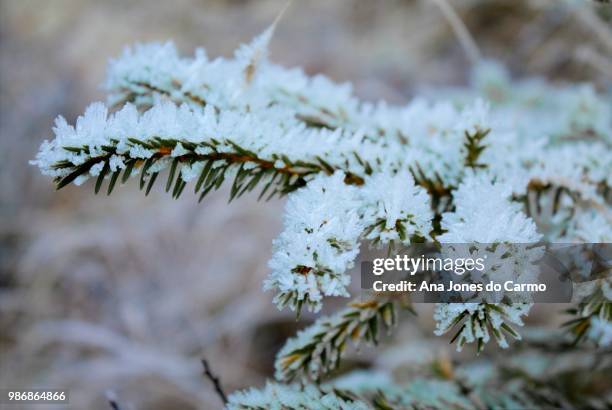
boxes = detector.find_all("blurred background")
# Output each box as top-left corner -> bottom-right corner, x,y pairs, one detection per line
1,0 -> 610,409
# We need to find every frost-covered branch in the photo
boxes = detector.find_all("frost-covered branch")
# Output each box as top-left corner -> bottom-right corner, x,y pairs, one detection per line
274,298 -> 397,382
431,173 -> 542,352
265,172 -> 432,313
227,382 -> 370,410
434,302 -> 531,352
30,20 -> 612,408
32,102 -> 371,201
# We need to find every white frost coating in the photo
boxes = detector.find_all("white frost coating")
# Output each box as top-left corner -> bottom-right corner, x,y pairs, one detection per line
274,299 -> 394,381
170,143 -> 189,157
99,37 -> 612,210
360,170 -> 433,245
274,313 -> 339,380
180,162 -> 203,182
32,27 -> 611,325
588,317 -> 612,348
438,172 -> 541,244
264,172 -> 363,312
566,208 -> 612,243
327,370 -> 393,392
31,99 -> 391,184
105,42 -> 216,108
456,98 -> 491,135
227,382 -> 369,410
264,170 -> 435,312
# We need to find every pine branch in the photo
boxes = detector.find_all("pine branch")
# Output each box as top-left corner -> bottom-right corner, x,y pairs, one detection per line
53,138 -> 329,201
434,302 -> 531,353
104,43 -> 431,143
110,76 -> 369,137
36,101 -> 370,203
120,80 -> 208,109
265,170 -> 434,315
275,298 -> 399,382
30,18 -> 612,410
227,382 -> 371,409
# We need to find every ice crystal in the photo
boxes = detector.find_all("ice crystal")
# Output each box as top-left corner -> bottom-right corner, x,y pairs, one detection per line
438,172 -> 541,244
264,173 -> 362,312
360,170 -> 433,245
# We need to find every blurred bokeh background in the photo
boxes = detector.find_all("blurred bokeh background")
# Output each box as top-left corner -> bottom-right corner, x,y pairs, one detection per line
1,0 -> 610,408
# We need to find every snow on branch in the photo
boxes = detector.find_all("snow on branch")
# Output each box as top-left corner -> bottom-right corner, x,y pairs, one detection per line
227,381 -> 370,410
32,22 -> 612,374
434,302 -> 532,352
274,298 -> 397,382
32,101 -> 372,200
265,171 -> 432,313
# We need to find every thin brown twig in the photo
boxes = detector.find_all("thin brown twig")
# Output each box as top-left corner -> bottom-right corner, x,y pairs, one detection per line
106,391 -> 123,410
108,400 -> 122,410
202,358 -> 228,405
571,1 -> 612,54
429,0 -> 481,65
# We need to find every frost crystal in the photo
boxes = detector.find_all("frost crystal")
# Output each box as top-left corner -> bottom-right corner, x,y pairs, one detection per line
438,172 -> 541,244
265,169 -> 434,312
264,173 -> 362,313
360,170 -> 433,246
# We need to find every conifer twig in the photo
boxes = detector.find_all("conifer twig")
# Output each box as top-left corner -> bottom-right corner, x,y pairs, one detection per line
275,297 -> 399,381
